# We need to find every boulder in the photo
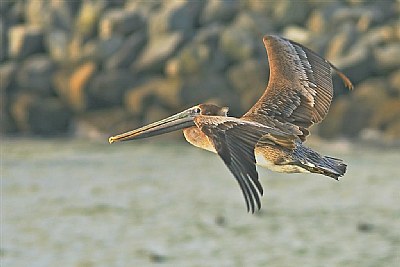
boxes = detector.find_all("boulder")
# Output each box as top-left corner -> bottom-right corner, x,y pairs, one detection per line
219,12 -> 274,62
45,30 -> 69,62
325,24 -> 358,60
0,61 -> 18,93
342,78 -> 390,137
75,0 -> 106,38
0,62 -> 18,134
54,61 -> 97,112
179,73 -> 242,116
132,32 -> 184,73
370,100 -> 400,131
10,93 -> 38,133
148,0 -> 204,36
388,69 -> 400,96
10,93 -> 71,135
199,0 -> 239,26
306,4 -> 336,33
165,42 -> 211,77
226,59 -> 268,110
28,97 -> 72,135
25,0 -> 50,28
283,26 -> 312,45
332,43 -> 374,85
99,9 -> 144,39
9,25 -> 44,58
105,31 -> 147,69
124,77 -> 181,116
16,55 -> 55,95
0,19 -> 7,61
75,107 -> 138,138
220,26 -> 256,63
87,70 -> 137,109
94,35 -> 124,62
318,96 -> 351,139
247,0 -> 309,28
373,43 -> 400,72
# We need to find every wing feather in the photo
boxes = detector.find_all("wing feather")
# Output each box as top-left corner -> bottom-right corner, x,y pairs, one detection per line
194,116 -> 297,212
242,35 -> 353,141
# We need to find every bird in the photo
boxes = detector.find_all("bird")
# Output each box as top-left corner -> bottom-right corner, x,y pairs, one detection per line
109,35 -> 353,213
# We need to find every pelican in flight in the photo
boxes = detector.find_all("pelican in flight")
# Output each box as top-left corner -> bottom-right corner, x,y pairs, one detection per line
109,35 -> 353,213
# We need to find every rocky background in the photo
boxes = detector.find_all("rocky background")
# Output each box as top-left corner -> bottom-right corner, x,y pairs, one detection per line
1,0 -> 399,143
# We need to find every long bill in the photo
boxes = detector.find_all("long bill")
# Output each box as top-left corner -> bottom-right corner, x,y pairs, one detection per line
109,109 -> 196,144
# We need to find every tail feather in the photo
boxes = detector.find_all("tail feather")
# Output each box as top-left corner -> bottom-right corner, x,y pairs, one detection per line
301,155 -> 347,180
292,144 -> 347,180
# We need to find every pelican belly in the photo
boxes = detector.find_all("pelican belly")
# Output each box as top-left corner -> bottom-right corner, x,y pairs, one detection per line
183,127 -> 216,153
254,148 -> 310,173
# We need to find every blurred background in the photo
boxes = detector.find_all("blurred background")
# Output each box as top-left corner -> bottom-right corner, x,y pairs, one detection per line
1,0 -> 399,141
1,0 -> 400,266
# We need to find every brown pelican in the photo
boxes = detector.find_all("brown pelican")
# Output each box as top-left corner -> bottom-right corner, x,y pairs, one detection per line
109,35 -> 353,213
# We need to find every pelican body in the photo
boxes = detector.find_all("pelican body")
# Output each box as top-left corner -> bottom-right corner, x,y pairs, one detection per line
109,35 -> 353,213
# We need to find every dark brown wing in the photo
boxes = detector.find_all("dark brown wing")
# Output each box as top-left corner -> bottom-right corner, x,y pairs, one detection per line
242,35 -> 353,141
194,116 -> 297,213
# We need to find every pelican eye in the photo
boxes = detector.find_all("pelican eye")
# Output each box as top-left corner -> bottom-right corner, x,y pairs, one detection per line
193,107 -> 201,114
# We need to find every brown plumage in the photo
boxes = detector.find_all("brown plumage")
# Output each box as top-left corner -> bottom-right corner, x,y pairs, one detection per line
109,35 -> 353,213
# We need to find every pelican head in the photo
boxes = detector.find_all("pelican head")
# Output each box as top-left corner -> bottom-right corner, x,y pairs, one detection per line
109,104 -> 228,144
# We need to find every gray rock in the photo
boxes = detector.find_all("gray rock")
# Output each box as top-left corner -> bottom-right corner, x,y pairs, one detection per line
373,43 -> 400,72
47,0 -> 75,31
75,0 -> 106,38
133,32 -> 184,73
53,61 -> 97,112
45,30 -> 69,62
332,43 -> 374,85
179,73 -> 241,115
148,0 -> 204,36
16,55 -> 55,95
10,92 -> 38,133
75,107 -> 137,138
105,31 -> 147,69
353,78 -> 390,107
331,4 -> 394,30
325,24 -> 358,60
219,12 -> 274,62
0,61 -> 17,93
0,109 -> 17,135
388,69 -> 400,95
95,35 -> 124,62
339,78 -> 390,137
318,96 -> 350,139
99,9 -> 145,39
306,4 -> 337,33
283,26 -> 312,45
10,93 -> 71,135
124,77 -> 181,116
220,26 -> 256,63
199,0 -> 239,25
25,0 -> 50,28
125,1 -> 161,17
0,62 -> 18,134
165,42 -> 211,77
0,19 -> 7,62
247,0 -> 309,28
9,25 -> 44,58
28,97 -> 72,135
226,59 -> 268,110
87,70 -> 137,109
192,24 -> 223,48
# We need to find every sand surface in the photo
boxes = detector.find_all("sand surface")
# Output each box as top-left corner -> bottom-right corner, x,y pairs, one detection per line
2,139 -> 399,267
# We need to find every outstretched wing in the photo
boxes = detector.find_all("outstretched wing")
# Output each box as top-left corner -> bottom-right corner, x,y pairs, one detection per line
242,35 -> 353,141
194,116 -> 297,213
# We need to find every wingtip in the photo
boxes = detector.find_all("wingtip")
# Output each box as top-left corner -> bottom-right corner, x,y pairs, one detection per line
329,62 -> 354,90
